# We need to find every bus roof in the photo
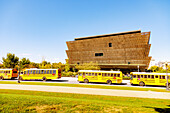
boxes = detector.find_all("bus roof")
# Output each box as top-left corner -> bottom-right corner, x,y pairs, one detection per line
0,69 -> 13,70
78,70 -> 121,73
131,72 -> 170,75
24,69 -> 58,71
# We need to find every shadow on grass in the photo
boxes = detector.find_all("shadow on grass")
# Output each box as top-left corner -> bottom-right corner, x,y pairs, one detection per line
144,105 -> 170,113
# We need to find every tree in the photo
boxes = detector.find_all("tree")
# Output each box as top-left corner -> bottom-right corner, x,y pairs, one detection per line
65,59 -> 70,72
75,62 -> 100,70
2,53 -> 19,68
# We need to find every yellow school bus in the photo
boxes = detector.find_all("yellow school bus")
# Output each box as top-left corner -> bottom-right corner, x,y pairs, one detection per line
0,69 -> 18,80
130,72 -> 170,86
19,68 -> 61,81
78,70 -> 123,84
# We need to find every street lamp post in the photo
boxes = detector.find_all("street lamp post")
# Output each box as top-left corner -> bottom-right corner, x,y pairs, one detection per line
138,65 -> 139,72
165,62 -> 169,91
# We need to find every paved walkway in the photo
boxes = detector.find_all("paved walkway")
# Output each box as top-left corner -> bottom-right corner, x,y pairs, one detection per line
0,84 -> 170,99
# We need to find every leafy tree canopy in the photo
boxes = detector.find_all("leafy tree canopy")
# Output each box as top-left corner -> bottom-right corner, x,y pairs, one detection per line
2,53 -> 19,68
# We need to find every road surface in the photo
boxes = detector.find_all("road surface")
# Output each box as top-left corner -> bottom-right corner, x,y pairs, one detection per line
0,84 -> 170,99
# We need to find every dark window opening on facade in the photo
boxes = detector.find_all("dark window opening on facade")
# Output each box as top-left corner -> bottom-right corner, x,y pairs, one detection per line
109,43 -> 112,47
77,62 -> 80,65
95,53 -> 103,56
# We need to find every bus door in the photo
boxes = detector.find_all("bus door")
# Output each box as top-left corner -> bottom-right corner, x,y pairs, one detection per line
155,75 -> 159,84
98,73 -> 102,80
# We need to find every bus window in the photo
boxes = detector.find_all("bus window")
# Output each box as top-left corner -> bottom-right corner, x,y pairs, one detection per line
86,73 -> 88,76
155,75 -> 158,78
114,74 -> 116,77
108,73 -> 110,77
148,75 -> 151,78
144,75 -> 147,78
111,74 -> 113,77
89,73 -> 91,76
99,73 -> 101,75
133,75 -> 136,78
24,71 -> 26,74
41,70 -> 44,74
162,76 -> 165,79
30,70 -> 32,74
53,70 -> 56,74
141,75 -> 143,78
105,73 -> 107,76
137,75 -> 140,78
28,70 -> 30,74
13,71 -> 17,73
33,71 -> 35,74
35,70 -> 38,74
102,73 -> 104,76
44,70 -> 46,74
8,71 -> 10,73
117,74 -> 120,77
159,76 -> 162,79
47,70 -> 49,74
79,73 -> 82,76
151,75 -> 154,79
83,73 -> 85,76
95,73 -> 97,76
92,73 -> 94,76
50,70 -> 52,74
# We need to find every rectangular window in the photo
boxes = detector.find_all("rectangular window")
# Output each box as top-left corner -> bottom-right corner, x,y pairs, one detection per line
79,73 -> 82,76
111,74 -> 113,77
108,73 -> 110,77
44,70 -> 46,74
95,53 -> 103,56
99,73 -> 101,75
92,73 -> 94,76
41,70 -> 44,74
89,73 -> 91,76
36,70 -> 39,74
117,74 -> 120,77
148,75 -> 151,78
53,70 -> 56,74
13,71 -> 17,73
155,75 -> 158,78
114,74 -> 116,77
151,75 -> 154,79
141,75 -> 143,78
95,73 -> 97,76
159,76 -> 162,79
86,73 -> 88,76
133,75 -> 136,78
24,71 -> 26,74
47,70 -> 49,74
28,70 -> 30,74
162,76 -> 165,79
109,43 -> 112,47
137,75 -> 140,78
144,75 -> 147,78
83,73 -> 85,76
33,71 -> 35,74
105,73 -> 107,76
50,70 -> 52,74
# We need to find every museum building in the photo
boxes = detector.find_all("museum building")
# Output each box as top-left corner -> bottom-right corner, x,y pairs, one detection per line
66,30 -> 152,71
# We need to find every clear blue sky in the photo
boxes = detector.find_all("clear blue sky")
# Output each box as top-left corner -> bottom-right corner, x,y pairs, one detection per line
0,0 -> 170,63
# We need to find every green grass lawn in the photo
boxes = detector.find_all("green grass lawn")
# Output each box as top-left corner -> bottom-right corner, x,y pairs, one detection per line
0,80 -> 169,93
0,89 -> 170,113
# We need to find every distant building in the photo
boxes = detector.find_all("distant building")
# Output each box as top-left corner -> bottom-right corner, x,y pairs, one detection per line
66,30 -> 152,71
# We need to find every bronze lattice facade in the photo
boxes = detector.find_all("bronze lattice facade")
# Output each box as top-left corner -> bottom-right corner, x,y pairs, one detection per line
66,30 -> 152,70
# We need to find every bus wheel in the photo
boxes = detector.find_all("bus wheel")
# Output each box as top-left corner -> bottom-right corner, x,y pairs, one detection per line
0,76 -> 4,80
84,79 -> 89,83
139,81 -> 145,86
107,80 -> 112,85
43,77 -> 47,82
